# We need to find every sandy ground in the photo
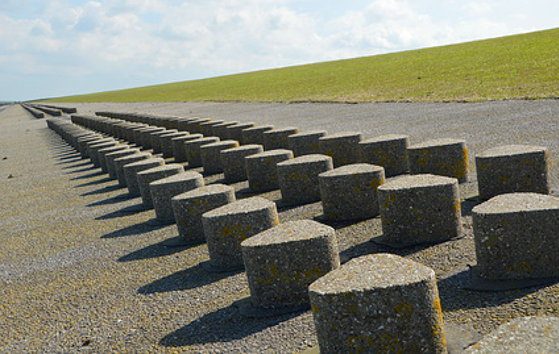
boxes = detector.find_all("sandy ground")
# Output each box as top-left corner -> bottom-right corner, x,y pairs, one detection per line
1,100 -> 559,352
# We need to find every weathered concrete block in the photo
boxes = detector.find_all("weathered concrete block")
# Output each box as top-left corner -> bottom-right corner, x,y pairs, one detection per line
177,118 -> 201,132
472,193 -> 559,280
123,158 -> 165,196
200,140 -> 240,175
212,121 -> 239,138
465,316 -> 559,353
476,145 -> 550,200
242,125 -> 274,145
246,149 -> 294,192
309,254 -> 447,354
288,130 -> 327,157
114,152 -> 152,187
202,197 -> 279,270
106,148 -> 140,179
408,138 -> 469,183
184,137 -> 220,168
171,134 -> 203,162
172,184 -> 236,244
221,144 -> 264,183
78,135 -> 104,157
359,134 -> 409,177
241,220 -> 340,309
319,132 -> 362,167
277,154 -> 333,206
150,129 -> 176,154
225,122 -> 255,141
137,164 -> 185,208
319,163 -> 385,221
263,127 -> 299,150
88,139 -> 118,166
98,145 -> 129,173
140,127 -> 165,149
378,174 -> 462,247
199,119 -> 225,136
160,132 -> 189,158
150,172 -> 205,224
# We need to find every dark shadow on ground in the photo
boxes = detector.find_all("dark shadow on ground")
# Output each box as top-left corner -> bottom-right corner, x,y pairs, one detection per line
62,161 -> 93,170
437,268 -> 555,311
139,261 -> 241,294
55,156 -> 83,164
87,192 -> 131,206
461,196 -> 483,217
75,176 -> 113,187
101,218 -> 167,239
96,202 -> 147,220
80,183 -> 122,196
70,170 -> 104,180
119,236 -> 199,262
159,300 -> 301,347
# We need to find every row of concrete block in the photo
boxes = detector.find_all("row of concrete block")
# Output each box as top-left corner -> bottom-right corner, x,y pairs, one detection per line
47,116 -> 558,353
20,104 -> 45,118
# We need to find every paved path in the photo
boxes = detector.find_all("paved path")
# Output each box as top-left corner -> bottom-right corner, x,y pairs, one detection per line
1,101 -> 559,352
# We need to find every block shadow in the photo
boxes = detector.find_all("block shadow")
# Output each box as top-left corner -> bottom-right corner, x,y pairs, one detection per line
101,218 -> 167,239
118,236 -> 197,262
96,202 -> 147,220
159,301 -> 301,347
75,176 -> 113,187
70,170 -> 104,180
86,192 -> 131,206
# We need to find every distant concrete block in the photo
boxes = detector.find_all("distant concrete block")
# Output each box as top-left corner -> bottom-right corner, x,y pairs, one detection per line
241,220 -> 340,309
476,145 -> 550,200
200,140 -> 240,174
359,134 -> 409,177
221,144 -> 264,183
242,125 -> 275,145
288,130 -> 327,157
378,174 -> 462,247
319,163 -> 385,221
309,254 -> 447,354
137,164 -> 185,208
172,184 -> 236,244
408,138 -> 469,183
123,158 -> 165,197
202,197 -> 279,271
319,132 -> 362,167
184,137 -> 220,168
98,145 -> 129,173
212,121 -> 239,138
277,154 -> 333,206
199,119 -> 225,136
225,122 -> 255,142
263,127 -> 299,150
106,148 -> 140,179
245,149 -> 294,192
114,152 -> 151,187
472,193 -> 559,280
171,134 -> 203,163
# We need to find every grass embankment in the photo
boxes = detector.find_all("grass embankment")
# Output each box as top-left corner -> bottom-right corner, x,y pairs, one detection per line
50,28 -> 559,103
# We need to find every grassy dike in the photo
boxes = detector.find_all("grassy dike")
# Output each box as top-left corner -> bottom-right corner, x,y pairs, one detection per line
50,28 -> 559,103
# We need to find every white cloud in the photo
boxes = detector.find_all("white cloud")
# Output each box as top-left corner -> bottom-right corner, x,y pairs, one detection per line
0,0 -> 558,100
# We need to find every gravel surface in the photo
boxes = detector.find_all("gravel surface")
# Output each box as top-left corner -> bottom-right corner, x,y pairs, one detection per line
1,100 -> 559,352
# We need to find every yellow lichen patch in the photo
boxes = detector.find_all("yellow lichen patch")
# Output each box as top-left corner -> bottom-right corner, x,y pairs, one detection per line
453,199 -> 461,214
393,302 -> 414,317
220,223 -> 253,240
383,193 -> 397,209
311,303 -> 320,314
432,296 -> 447,348
506,260 -> 534,275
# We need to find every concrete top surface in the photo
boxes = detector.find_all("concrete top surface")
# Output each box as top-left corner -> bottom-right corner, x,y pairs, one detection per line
243,124 -> 275,131
242,220 -> 334,247
172,184 -> 233,200
360,133 -> 409,144
409,137 -> 466,149
203,196 -> 274,218
137,164 -> 183,176
245,149 -> 293,159
264,127 -> 299,133
222,144 -> 263,154
123,157 -> 164,168
200,140 -> 239,149
150,171 -> 203,186
319,131 -> 362,140
309,254 -> 434,294
288,130 -> 327,138
472,192 -> 559,214
477,144 -> 547,158
379,174 -> 456,190
277,154 -> 331,166
319,163 -> 384,177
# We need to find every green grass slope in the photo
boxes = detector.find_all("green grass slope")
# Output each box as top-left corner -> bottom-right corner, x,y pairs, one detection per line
51,28 -> 559,103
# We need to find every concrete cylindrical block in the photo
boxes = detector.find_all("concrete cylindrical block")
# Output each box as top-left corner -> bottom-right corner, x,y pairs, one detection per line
476,145 -> 550,200
225,122 -> 255,141
472,193 -> 559,280
84,137 -> 113,158
140,127 -> 165,149
319,132 -> 362,167
184,137 -> 220,168
172,184 -> 236,244
464,316 -> 559,353
171,134 -> 203,162
408,138 -> 469,183
98,145 -> 129,173
200,140 -> 240,175
245,149 -> 294,192
202,197 -> 279,270
137,164 -> 185,208
199,120 -> 225,136
221,144 -> 264,183
263,127 -> 299,150
212,121 -> 239,138
241,220 -> 340,309
78,135 -> 104,157
378,174 -> 462,247
150,172 -> 205,224
123,158 -> 165,196
309,254 -> 447,354
242,125 -> 274,145
359,134 -> 409,177
277,154 -> 334,206
106,148 -> 140,179
319,163 -> 385,221
160,132 -> 189,158
114,152 -> 151,187
89,140 -> 119,167
150,129 -> 175,153
288,130 -> 327,157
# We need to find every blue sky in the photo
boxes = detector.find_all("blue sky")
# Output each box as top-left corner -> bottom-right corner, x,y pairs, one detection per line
1,0 -> 557,101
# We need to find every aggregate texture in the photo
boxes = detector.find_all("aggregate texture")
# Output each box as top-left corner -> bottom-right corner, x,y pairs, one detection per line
123,158 -> 165,197
137,164 -> 185,208
3,100 -> 559,353
359,134 -> 410,177
221,144 -> 264,183
245,149 -> 294,192
318,131 -> 362,167
150,172 -> 205,224
408,138 -> 470,183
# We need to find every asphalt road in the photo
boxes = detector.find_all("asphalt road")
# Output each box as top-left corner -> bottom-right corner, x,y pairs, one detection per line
1,100 -> 559,352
